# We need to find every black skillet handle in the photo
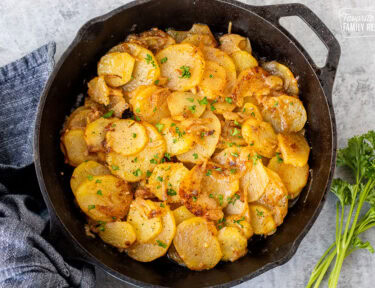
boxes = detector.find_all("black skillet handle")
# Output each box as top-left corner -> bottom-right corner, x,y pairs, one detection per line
249,3 -> 341,100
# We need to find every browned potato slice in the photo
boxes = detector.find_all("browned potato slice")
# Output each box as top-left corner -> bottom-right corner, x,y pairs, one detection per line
87,76 -> 110,105
261,95 -> 307,133
268,156 -> 309,199
98,221 -> 136,249
65,107 -> 101,130
219,34 -> 252,55
126,204 -> 176,262
84,117 -> 116,152
110,42 -> 160,92
105,119 -> 148,156
197,61 -> 227,100
241,159 -> 270,202
76,175 -> 132,222
70,161 -> 110,196
201,46 -> 236,96
148,163 -> 174,201
248,204 -> 277,235
127,198 -> 162,243
159,118 -> 195,156
239,103 -> 263,121
231,51 -> 258,73
129,85 -> 171,124
168,24 -> 217,46
61,129 -> 98,167
173,206 -> 195,225
156,44 -> 205,91
126,28 -> 176,53
98,52 -> 135,87
262,61 -> 299,95
106,122 -> 166,182
278,133 -> 310,167
168,244 -> 185,266
182,34 -> 217,47
210,101 -> 236,114
241,118 -> 278,158
225,215 -> 253,239
167,92 -> 206,121
166,163 -> 189,204
173,217 -> 222,270
217,226 -> 247,262
177,111 -> 221,163
107,88 -> 129,118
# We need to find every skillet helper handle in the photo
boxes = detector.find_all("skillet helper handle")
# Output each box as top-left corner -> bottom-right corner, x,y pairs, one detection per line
250,3 -> 341,100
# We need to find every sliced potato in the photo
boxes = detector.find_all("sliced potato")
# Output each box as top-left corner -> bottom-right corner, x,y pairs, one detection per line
268,156 -> 309,199
173,217 -> 222,270
87,76 -> 110,105
225,215 -> 253,239
105,119 -> 148,156
168,24 -> 217,46
62,129 -> 98,167
173,206 -> 195,225
248,204 -> 277,235
166,163 -> 189,204
159,118 -> 195,156
98,221 -> 136,248
156,43 -> 205,91
98,52 -> 135,87
177,111 -> 221,163
65,107 -> 101,130
109,42 -> 160,92
76,175 -> 132,222
241,118 -> 278,158
278,133 -> 310,167
201,46 -> 236,96
106,122 -> 166,182
231,50 -> 258,73
182,34 -> 217,47
197,61 -> 227,100
127,198 -> 162,243
148,163 -> 174,201
126,204 -> 176,262
219,34 -> 252,55
261,95 -> 307,133
239,102 -> 263,121
129,85 -> 171,124
241,159 -> 270,202
168,244 -> 185,266
210,101 -> 236,114
126,28 -> 176,53
84,117 -> 116,152
107,88 -> 128,118
262,61 -> 299,95
217,226 -> 247,262
70,161 -> 111,196
167,91 -> 206,121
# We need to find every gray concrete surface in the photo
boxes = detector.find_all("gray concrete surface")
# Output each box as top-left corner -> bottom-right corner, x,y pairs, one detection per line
1,0 -> 374,287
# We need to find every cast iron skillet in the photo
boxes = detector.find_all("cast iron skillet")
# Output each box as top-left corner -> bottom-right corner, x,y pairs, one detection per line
34,0 -> 340,287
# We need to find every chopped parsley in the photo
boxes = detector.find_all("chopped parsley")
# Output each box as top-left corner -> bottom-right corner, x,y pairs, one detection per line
146,170 -> 152,177
198,97 -> 208,105
97,190 -> 103,196
135,108 -> 141,113
111,165 -> 120,171
145,54 -> 157,67
192,196 -> 197,202
164,153 -> 171,160
132,133 -> 137,138
189,105 -> 196,113
160,203 -> 165,207
193,153 -> 198,160
218,194 -> 224,206
95,179 -> 102,184
179,65 -> 191,78
87,175 -> 94,181
88,205 -> 95,211
156,240 -> 167,248
154,79 -> 160,85
155,123 -> 164,132
157,176 -> 163,182
206,170 -> 212,176
273,101 -> 279,107
209,74 -> 214,78
228,193 -> 240,205
102,110 -> 114,118
132,169 -> 142,177
187,97 -> 195,103
167,189 -> 177,196
225,97 -> 233,104
160,57 -> 168,64
233,217 -> 245,228
256,209 -> 264,217
230,168 -> 237,174
231,152 -> 239,157
231,128 -> 240,136
252,153 -> 262,165
276,152 -> 283,163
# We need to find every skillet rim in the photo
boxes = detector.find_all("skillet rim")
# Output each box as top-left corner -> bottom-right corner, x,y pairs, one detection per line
33,0 -> 338,286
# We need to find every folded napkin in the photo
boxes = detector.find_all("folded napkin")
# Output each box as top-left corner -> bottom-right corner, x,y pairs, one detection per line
0,43 -> 95,288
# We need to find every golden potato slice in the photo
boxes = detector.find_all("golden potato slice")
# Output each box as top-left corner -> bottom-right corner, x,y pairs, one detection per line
105,119 -> 148,156
87,76 -> 110,105
219,34 -> 252,55
167,91 -> 206,121
97,52 -> 135,87
168,244 -> 185,266
61,129 -> 98,167
70,161 -> 110,196
107,88 -> 129,118
182,34 -> 217,47
241,118 -> 278,158
239,102 -> 263,121
98,221 -> 136,249
197,61 -> 227,100
225,215 -> 253,239
76,175 -> 132,222
65,107 -> 101,130
248,204 -> 277,235
166,163 -> 189,204
278,133 -> 310,167
262,61 -> 299,95
231,51 -> 258,73
210,101 -> 236,114
217,226 -> 247,262
177,111 -> 221,163
148,163 -> 174,201
126,204 -> 176,262
156,43 -> 205,91
261,95 -> 307,133
241,159 -> 270,202
129,85 -> 171,124
268,156 -> 309,199
106,122 -> 166,182
159,118 -> 195,156
201,46 -> 237,96
84,117 -> 116,152
167,24 -> 217,46
173,217 -> 222,270
127,198 -> 162,243
173,206 -> 195,225
109,42 -> 160,92
126,28 -> 176,53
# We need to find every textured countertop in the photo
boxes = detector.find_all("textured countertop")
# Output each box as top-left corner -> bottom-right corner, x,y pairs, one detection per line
1,0 -> 374,287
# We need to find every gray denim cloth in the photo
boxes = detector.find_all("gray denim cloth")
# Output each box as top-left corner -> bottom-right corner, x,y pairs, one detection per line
0,43 -> 95,288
